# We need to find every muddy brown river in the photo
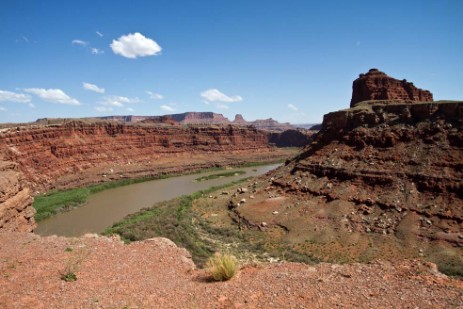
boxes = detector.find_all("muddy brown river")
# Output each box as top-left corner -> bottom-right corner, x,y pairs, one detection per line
35,164 -> 279,237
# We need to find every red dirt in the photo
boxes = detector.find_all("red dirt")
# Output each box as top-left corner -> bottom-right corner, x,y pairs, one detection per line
1,232 -> 462,308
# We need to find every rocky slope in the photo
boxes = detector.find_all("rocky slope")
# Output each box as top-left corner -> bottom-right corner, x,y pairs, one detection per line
0,232 -> 461,308
351,68 -> 433,106
222,71 -> 462,275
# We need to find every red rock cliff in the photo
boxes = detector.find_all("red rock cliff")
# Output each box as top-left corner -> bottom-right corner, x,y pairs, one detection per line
350,69 -> 433,107
0,121 -> 276,190
0,158 -> 35,232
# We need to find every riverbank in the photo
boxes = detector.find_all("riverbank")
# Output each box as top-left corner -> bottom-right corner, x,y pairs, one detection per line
103,178 -> 253,266
34,164 -> 281,237
33,160 -> 286,223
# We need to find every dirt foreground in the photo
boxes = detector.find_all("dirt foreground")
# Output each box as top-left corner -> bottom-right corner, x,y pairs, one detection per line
1,232 -> 462,309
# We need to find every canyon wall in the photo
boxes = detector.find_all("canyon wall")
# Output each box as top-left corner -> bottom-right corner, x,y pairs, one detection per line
0,121 -> 299,232
0,158 -> 35,232
0,121 -> 277,189
229,70 -> 462,273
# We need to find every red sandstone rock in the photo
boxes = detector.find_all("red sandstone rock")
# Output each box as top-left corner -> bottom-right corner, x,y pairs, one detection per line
232,113 -> 247,125
0,157 -> 35,232
350,68 -> 433,107
91,112 -> 297,132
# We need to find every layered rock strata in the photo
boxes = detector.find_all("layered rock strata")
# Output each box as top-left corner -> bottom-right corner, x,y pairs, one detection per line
0,157 -> 35,232
0,120 -> 303,232
0,121 -> 284,190
94,112 -> 296,132
229,100 -> 463,272
351,68 -> 433,107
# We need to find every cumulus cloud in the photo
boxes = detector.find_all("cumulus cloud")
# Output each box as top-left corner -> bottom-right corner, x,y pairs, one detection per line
288,104 -> 299,111
126,107 -> 134,112
160,104 -> 175,112
146,91 -> 163,100
0,90 -> 31,103
200,89 -> 242,103
96,31 -> 103,37
100,95 -> 140,107
72,39 -> 89,46
110,32 -> 162,59
23,88 -> 80,105
91,48 -> 104,55
83,82 -> 105,94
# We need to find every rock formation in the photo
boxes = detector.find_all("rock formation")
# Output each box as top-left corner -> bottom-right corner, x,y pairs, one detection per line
350,68 -> 433,107
92,112 -> 296,132
233,114 -> 247,125
269,129 -> 314,147
228,72 -> 462,275
0,121 -> 281,190
0,157 -> 35,232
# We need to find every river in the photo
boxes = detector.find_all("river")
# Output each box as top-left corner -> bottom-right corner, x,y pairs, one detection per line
35,164 -> 279,237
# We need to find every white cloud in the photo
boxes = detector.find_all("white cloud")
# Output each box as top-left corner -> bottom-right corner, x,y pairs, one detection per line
95,106 -> 113,112
200,89 -> 242,103
83,82 -> 105,94
100,95 -> 140,107
0,106 -> 7,111
0,90 -> 31,103
28,103 -> 35,108
72,39 -> 89,46
288,104 -> 299,111
23,88 -> 80,105
110,32 -> 162,59
91,48 -> 104,55
96,31 -> 103,37
126,107 -> 134,112
146,91 -> 163,100
160,105 -> 175,112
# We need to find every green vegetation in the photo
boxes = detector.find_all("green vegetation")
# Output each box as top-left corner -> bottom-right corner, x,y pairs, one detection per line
104,179 -> 254,266
206,253 -> 238,281
60,272 -> 77,282
60,247 -> 87,282
194,170 -> 246,181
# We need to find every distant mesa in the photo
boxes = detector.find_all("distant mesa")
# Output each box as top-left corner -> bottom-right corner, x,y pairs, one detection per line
97,112 -> 295,132
350,68 -> 433,107
233,114 -> 247,125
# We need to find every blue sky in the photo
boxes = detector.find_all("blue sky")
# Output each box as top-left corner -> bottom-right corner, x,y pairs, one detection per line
1,0 -> 462,124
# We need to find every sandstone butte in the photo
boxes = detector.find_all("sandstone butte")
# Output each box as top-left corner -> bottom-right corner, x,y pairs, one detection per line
0,70 -> 462,308
350,68 -> 433,107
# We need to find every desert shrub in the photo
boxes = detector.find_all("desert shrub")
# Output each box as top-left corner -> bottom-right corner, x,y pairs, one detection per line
206,253 -> 238,281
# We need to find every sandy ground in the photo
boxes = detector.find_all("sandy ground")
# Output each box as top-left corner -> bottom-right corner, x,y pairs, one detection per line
1,232 -> 462,309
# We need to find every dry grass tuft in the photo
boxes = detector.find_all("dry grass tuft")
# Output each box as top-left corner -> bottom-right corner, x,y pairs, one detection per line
206,253 -> 238,281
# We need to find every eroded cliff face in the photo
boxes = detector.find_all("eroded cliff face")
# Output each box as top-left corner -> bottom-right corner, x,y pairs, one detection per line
228,100 -> 462,273
0,120 -> 299,232
350,69 -> 433,107
0,121 -> 281,190
0,157 -> 35,232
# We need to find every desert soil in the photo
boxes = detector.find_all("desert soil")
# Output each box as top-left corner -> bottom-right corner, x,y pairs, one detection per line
1,232 -> 462,309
